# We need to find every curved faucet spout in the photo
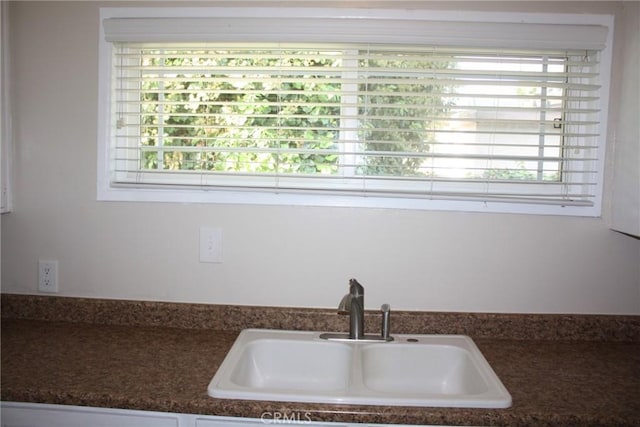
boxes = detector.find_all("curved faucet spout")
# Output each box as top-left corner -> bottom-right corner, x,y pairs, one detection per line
338,293 -> 351,312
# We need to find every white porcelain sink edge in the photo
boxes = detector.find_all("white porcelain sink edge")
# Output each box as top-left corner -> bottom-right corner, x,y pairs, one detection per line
207,329 -> 512,408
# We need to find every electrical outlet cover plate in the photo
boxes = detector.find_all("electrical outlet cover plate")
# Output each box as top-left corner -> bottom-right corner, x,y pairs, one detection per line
38,260 -> 59,293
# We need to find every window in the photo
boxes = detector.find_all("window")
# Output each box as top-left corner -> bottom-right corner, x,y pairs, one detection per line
98,9 -> 613,215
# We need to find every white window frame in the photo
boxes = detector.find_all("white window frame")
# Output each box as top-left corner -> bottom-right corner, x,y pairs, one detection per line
97,7 -> 613,216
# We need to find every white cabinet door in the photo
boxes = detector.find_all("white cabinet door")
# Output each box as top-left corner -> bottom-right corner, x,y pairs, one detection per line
194,416 -> 352,427
0,402 -> 181,427
609,2 -> 639,237
1,402 -> 446,427
193,414 -> 442,427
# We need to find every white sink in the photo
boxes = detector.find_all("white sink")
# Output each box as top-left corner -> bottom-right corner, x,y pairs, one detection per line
228,339 -> 352,392
361,343 -> 489,396
208,329 -> 512,408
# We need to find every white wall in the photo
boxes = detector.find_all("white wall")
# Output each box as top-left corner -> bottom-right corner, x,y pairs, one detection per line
1,1 -> 639,314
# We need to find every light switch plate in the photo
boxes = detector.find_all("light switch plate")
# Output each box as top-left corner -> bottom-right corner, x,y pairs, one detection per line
200,227 -> 223,263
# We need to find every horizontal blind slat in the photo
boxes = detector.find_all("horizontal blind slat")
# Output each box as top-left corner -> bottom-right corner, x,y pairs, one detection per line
110,41 -> 602,206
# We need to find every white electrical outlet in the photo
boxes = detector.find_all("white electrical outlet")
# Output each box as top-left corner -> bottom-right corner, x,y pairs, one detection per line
199,227 -> 223,263
38,260 -> 59,293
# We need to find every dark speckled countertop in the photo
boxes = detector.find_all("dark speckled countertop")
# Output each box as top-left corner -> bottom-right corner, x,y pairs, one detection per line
2,295 -> 640,426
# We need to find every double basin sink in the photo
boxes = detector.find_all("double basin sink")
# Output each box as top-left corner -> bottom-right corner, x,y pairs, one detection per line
208,329 -> 512,408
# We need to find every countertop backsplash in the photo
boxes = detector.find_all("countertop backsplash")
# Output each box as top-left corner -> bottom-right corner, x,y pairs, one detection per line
2,293 -> 638,341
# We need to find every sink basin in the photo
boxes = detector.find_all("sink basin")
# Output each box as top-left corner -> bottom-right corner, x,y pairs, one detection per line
229,339 -> 352,392
361,341 -> 489,395
208,329 -> 512,408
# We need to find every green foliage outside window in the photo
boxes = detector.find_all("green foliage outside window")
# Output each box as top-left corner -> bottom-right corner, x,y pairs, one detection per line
137,48 -> 451,178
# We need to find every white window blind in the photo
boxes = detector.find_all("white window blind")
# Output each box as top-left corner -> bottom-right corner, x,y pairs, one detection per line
99,10 -> 612,214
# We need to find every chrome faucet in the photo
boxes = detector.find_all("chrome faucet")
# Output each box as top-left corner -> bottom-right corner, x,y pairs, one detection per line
320,278 -> 393,342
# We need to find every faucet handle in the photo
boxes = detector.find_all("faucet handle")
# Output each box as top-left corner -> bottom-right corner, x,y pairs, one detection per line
381,304 -> 391,340
349,278 -> 365,297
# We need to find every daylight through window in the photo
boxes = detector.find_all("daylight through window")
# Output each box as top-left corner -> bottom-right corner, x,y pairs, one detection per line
112,45 -> 599,204
99,11 -> 611,214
